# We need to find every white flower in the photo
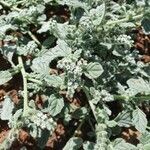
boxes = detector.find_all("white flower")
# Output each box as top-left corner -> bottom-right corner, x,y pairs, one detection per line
42,114 -> 47,120
37,112 -> 43,118
34,119 -> 41,126
41,122 -> 46,129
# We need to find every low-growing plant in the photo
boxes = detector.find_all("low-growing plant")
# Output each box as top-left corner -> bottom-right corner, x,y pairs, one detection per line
0,0 -> 150,149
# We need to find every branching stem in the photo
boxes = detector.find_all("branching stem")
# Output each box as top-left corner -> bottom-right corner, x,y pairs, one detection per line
27,77 -> 43,85
106,14 -> 143,25
0,1 -> 21,11
27,31 -> 42,47
82,86 -> 98,123
114,94 -> 150,101
18,56 -> 29,116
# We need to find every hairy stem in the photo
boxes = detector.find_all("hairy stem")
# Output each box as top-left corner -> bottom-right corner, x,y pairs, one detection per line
27,31 -> 41,47
82,86 -> 98,123
18,56 -> 29,116
114,94 -> 150,101
0,1 -> 21,11
106,14 -> 143,25
27,77 -> 43,85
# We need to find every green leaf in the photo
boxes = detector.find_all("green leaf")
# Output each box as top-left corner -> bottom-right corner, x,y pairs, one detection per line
37,21 -> 51,33
84,62 -> 103,79
37,129 -> 50,148
58,0 -> 87,9
63,137 -> 83,150
115,111 -> 133,127
142,18 -> 150,35
143,144 -> 150,150
132,108 -> 147,133
0,43 -> 16,65
80,3 -> 105,28
83,141 -> 95,150
139,132 -> 150,145
113,138 -> 137,150
47,94 -> 64,116
127,78 -> 150,96
31,40 -> 72,73
31,58 -> 50,75
0,70 -> 13,85
0,96 -> 14,120
89,3 -> 105,26
135,0 -> 145,6
44,74 -> 64,88
53,39 -> 72,57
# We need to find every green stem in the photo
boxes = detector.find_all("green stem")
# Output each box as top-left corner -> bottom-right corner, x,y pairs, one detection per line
114,94 -> 150,101
82,86 -> 98,123
106,14 -> 143,25
27,77 -> 43,85
18,56 -> 29,116
27,31 -> 41,47
0,1 -> 21,11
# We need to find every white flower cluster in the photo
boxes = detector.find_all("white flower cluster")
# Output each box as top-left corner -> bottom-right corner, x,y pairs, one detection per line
117,34 -> 134,47
57,58 -> 87,97
100,90 -> 114,102
95,123 -> 108,150
57,58 -> 87,75
79,16 -> 93,29
17,41 -> 39,56
92,89 -> 114,103
49,19 -> 57,31
125,53 -> 136,65
29,111 -> 56,132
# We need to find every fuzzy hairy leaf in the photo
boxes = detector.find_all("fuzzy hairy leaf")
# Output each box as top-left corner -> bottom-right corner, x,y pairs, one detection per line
115,111 -> 133,127
127,78 -> 150,96
0,70 -> 12,85
84,62 -> 103,79
31,58 -> 49,75
0,96 -> 14,120
37,129 -> 50,148
63,137 -> 83,150
0,44 -> 16,65
132,108 -> 147,133
141,18 -> 150,35
44,75 -> 64,88
89,3 -> 105,26
47,94 -> 64,116
31,39 -> 72,73
83,141 -> 95,150
113,138 -> 137,150
143,144 -> 150,150
58,0 -> 87,9
139,132 -> 150,145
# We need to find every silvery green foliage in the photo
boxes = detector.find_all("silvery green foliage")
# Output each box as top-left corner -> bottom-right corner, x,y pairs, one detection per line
90,87 -> 114,104
115,111 -> 133,127
0,96 -> 14,120
63,137 -> 83,150
44,94 -> 64,116
25,110 -> 56,141
17,41 -> 39,56
132,108 -> 148,133
0,70 -> 13,85
94,123 -> 108,150
0,0 -> 149,149
112,138 -> 137,150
